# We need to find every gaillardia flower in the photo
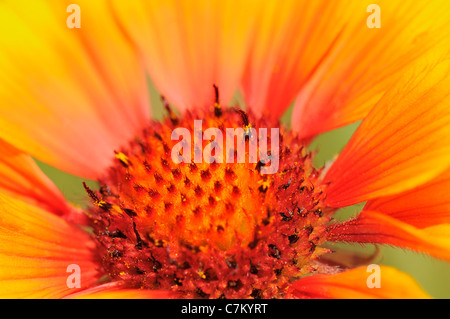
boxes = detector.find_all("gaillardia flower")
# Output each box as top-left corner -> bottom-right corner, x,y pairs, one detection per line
0,0 -> 449,299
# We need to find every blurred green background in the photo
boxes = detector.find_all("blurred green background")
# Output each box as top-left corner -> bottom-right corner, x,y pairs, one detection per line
36,80 -> 450,298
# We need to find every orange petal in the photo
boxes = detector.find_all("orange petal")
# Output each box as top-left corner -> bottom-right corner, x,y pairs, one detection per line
242,0 -> 360,119
67,282 -> 173,299
328,211 -> 450,262
0,139 -> 70,215
112,0 -> 256,111
290,265 -> 430,299
322,56 -> 450,207
0,193 -> 101,298
364,167 -> 450,228
291,0 -> 450,138
0,0 -> 150,179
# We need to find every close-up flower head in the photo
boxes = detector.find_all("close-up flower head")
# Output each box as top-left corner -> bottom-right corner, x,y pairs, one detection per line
0,0 -> 450,301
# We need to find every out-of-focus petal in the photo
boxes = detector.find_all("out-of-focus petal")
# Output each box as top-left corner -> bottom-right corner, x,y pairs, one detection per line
290,265 -> 430,299
0,193 -> 101,298
0,0 -> 150,179
112,0 -> 256,111
0,139 -> 69,215
243,0 -> 359,120
290,0 -> 450,138
328,211 -> 450,262
322,57 -> 450,207
364,167 -> 450,228
66,282 -> 173,299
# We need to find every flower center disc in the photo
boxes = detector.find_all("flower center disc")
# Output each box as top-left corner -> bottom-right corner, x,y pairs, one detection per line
86,107 -> 332,298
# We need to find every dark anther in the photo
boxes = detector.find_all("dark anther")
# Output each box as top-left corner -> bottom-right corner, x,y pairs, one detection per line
249,263 -> 259,274
123,208 -> 137,218
83,182 -> 99,203
274,268 -> 283,276
179,261 -> 191,270
208,196 -> 216,206
233,107 -> 250,127
288,234 -> 299,244
304,225 -> 314,236
173,277 -> 183,286
224,167 -> 237,180
214,180 -> 223,192
132,221 -> 145,250
148,255 -> 162,272
162,142 -> 171,156
161,95 -> 178,125
200,169 -> 212,181
255,160 -> 265,173
268,244 -> 281,259
258,184 -> 268,193
262,217 -> 271,226
154,172 -> 164,184
98,201 -> 112,212
280,212 -> 292,222
279,177 -> 292,190
195,288 -> 210,299
213,84 -> 222,117
153,260 -> 162,272
164,202 -> 173,211
248,230 -> 259,250
297,207 -> 308,218
250,289 -> 262,299
107,229 -> 127,239
83,182 -> 112,211
148,189 -> 160,198
203,268 -> 218,281
166,183 -> 176,193
314,208 -> 323,217
194,185 -> 204,197
154,132 -> 163,141
213,84 -> 220,104
132,183 -> 145,193
223,201 -> 233,213
154,239 -> 165,248
110,249 -> 122,258
184,243 -> 200,253
135,267 -> 146,275
189,162 -> 198,172
225,257 -> 237,269
227,280 -> 243,291
135,138 -> 149,155
143,160 -> 152,173
309,241 -> 317,253
99,185 -> 113,197
171,168 -> 182,179
161,158 -> 170,171
192,206 -> 202,215
261,208 -> 271,226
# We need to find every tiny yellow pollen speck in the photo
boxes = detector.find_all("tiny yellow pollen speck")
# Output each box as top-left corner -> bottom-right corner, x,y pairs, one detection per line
115,151 -> 130,167
198,271 -> 206,279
